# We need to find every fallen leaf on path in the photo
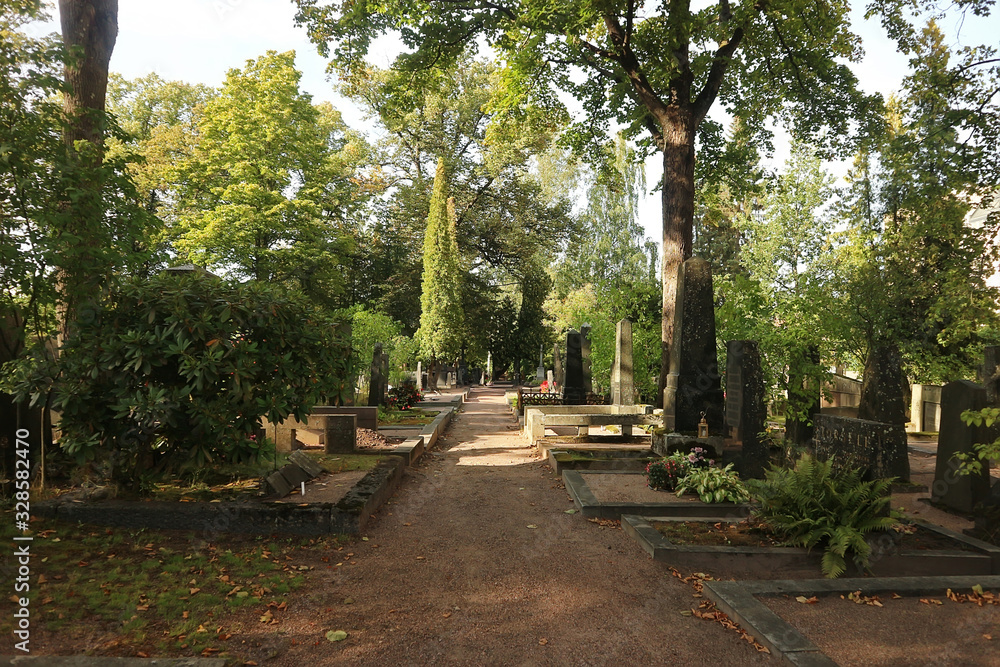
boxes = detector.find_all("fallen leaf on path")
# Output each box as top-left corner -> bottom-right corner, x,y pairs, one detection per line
443,612 -> 452,618
538,638 -> 548,645
526,525 -> 538,529
344,598 -> 354,605
795,596 -> 819,604
326,630 -> 348,642
416,556 -> 426,560
564,509 -> 577,514
985,635 -> 993,640
891,593 -> 902,599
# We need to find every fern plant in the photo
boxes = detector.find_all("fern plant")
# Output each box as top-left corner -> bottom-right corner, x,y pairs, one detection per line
675,464 -> 751,504
749,455 -> 899,578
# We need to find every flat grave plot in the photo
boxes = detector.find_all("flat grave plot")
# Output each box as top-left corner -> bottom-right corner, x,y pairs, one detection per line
564,470 -> 750,519
761,592 -> 1000,666
584,471 -> 705,504
274,469 -> 370,504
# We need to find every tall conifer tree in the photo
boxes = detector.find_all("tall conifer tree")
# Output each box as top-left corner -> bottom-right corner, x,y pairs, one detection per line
418,159 -> 465,383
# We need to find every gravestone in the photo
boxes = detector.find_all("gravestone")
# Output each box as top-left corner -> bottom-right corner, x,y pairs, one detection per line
932,380 -> 991,514
981,346 -> 1000,406
664,257 -> 724,434
416,361 -> 423,390
611,319 -> 634,405
813,414 -> 910,482
324,414 -> 357,455
536,345 -> 545,382
563,330 -> 586,404
726,340 -> 768,478
288,450 -> 323,477
547,370 -> 555,392
785,345 -> 820,446
858,342 -> 907,426
367,344 -> 385,407
553,343 -> 564,388
581,324 -> 593,394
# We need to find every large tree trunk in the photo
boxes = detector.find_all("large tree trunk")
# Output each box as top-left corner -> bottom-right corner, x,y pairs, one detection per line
57,0 -> 118,336
657,110 -> 696,409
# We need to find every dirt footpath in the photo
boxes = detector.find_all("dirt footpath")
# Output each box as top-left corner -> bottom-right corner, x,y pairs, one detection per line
267,387 -> 769,665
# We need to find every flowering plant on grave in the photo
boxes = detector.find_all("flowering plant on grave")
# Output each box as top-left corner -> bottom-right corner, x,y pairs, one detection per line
686,446 -> 714,468
646,452 -> 690,491
387,383 -> 423,410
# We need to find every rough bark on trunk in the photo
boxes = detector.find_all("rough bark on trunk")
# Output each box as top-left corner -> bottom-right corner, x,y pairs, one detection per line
657,111 -> 696,409
57,0 -> 118,337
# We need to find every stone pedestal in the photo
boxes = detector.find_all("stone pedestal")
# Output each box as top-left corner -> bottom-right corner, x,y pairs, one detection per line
324,414 -> 357,454
813,415 -> 909,482
611,319 -> 634,406
651,432 -> 724,460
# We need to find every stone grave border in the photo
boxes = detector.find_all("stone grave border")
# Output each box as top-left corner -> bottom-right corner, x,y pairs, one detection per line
389,389 -> 466,464
702,575 -> 1000,666
33,456 -> 405,537
547,448 -> 658,475
0,658 -> 226,666
563,470 -> 751,519
622,514 -> 1000,577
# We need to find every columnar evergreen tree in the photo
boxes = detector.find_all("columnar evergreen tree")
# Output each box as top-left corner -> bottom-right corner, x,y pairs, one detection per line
418,159 -> 465,386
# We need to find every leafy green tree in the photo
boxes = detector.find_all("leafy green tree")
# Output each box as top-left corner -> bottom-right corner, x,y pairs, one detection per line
173,51 -> 368,307
716,142 -> 837,422
418,160 -> 465,383
341,57 -> 572,369
294,0 -> 883,405
830,22 -> 1000,390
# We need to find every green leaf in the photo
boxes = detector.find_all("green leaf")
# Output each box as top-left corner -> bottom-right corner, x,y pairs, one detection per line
326,630 -> 348,642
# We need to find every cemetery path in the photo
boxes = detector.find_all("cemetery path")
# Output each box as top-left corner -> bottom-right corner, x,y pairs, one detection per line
263,386 -> 771,666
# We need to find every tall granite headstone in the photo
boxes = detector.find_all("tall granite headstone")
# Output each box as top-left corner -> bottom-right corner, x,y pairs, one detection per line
563,330 -> 586,404
536,345 -> 545,382
858,342 -> 907,426
726,340 -> 768,478
611,319 -> 634,405
932,380 -> 991,514
785,345 -> 820,446
980,346 -> 1000,407
547,370 -> 555,392
553,343 -> 564,388
367,343 -> 385,407
580,324 -> 593,394
664,257 -> 724,434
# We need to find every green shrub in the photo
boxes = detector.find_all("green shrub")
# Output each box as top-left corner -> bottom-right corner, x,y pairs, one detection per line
748,455 -> 899,578
675,464 -> 750,504
6,272 -> 351,493
646,452 -> 689,491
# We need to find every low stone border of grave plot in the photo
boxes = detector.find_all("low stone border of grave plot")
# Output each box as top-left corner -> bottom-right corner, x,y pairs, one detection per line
391,435 -> 425,465
0,658 -> 226,666
548,448 -> 657,475
32,457 -> 405,537
702,575 -> 1000,666
622,514 -> 1000,577
563,470 -> 751,519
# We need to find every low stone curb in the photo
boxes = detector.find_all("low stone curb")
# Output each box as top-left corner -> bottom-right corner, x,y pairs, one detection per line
622,514 -> 1000,578
392,435 -> 426,465
1,658 -> 225,666
702,575 -> 1000,666
32,457 -> 405,537
563,470 -> 751,519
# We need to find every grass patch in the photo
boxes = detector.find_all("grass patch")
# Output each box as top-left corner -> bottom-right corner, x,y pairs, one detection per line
377,408 -> 437,426
0,512 -> 346,658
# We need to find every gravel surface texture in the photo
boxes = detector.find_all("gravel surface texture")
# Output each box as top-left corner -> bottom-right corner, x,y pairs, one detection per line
764,594 -> 1000,665
245,387 -> 771,665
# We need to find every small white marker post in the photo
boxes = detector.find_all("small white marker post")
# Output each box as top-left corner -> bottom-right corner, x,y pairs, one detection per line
300,481 -> 306,496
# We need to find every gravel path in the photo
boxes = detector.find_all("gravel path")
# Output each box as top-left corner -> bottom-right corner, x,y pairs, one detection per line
271,386 -> 770,665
